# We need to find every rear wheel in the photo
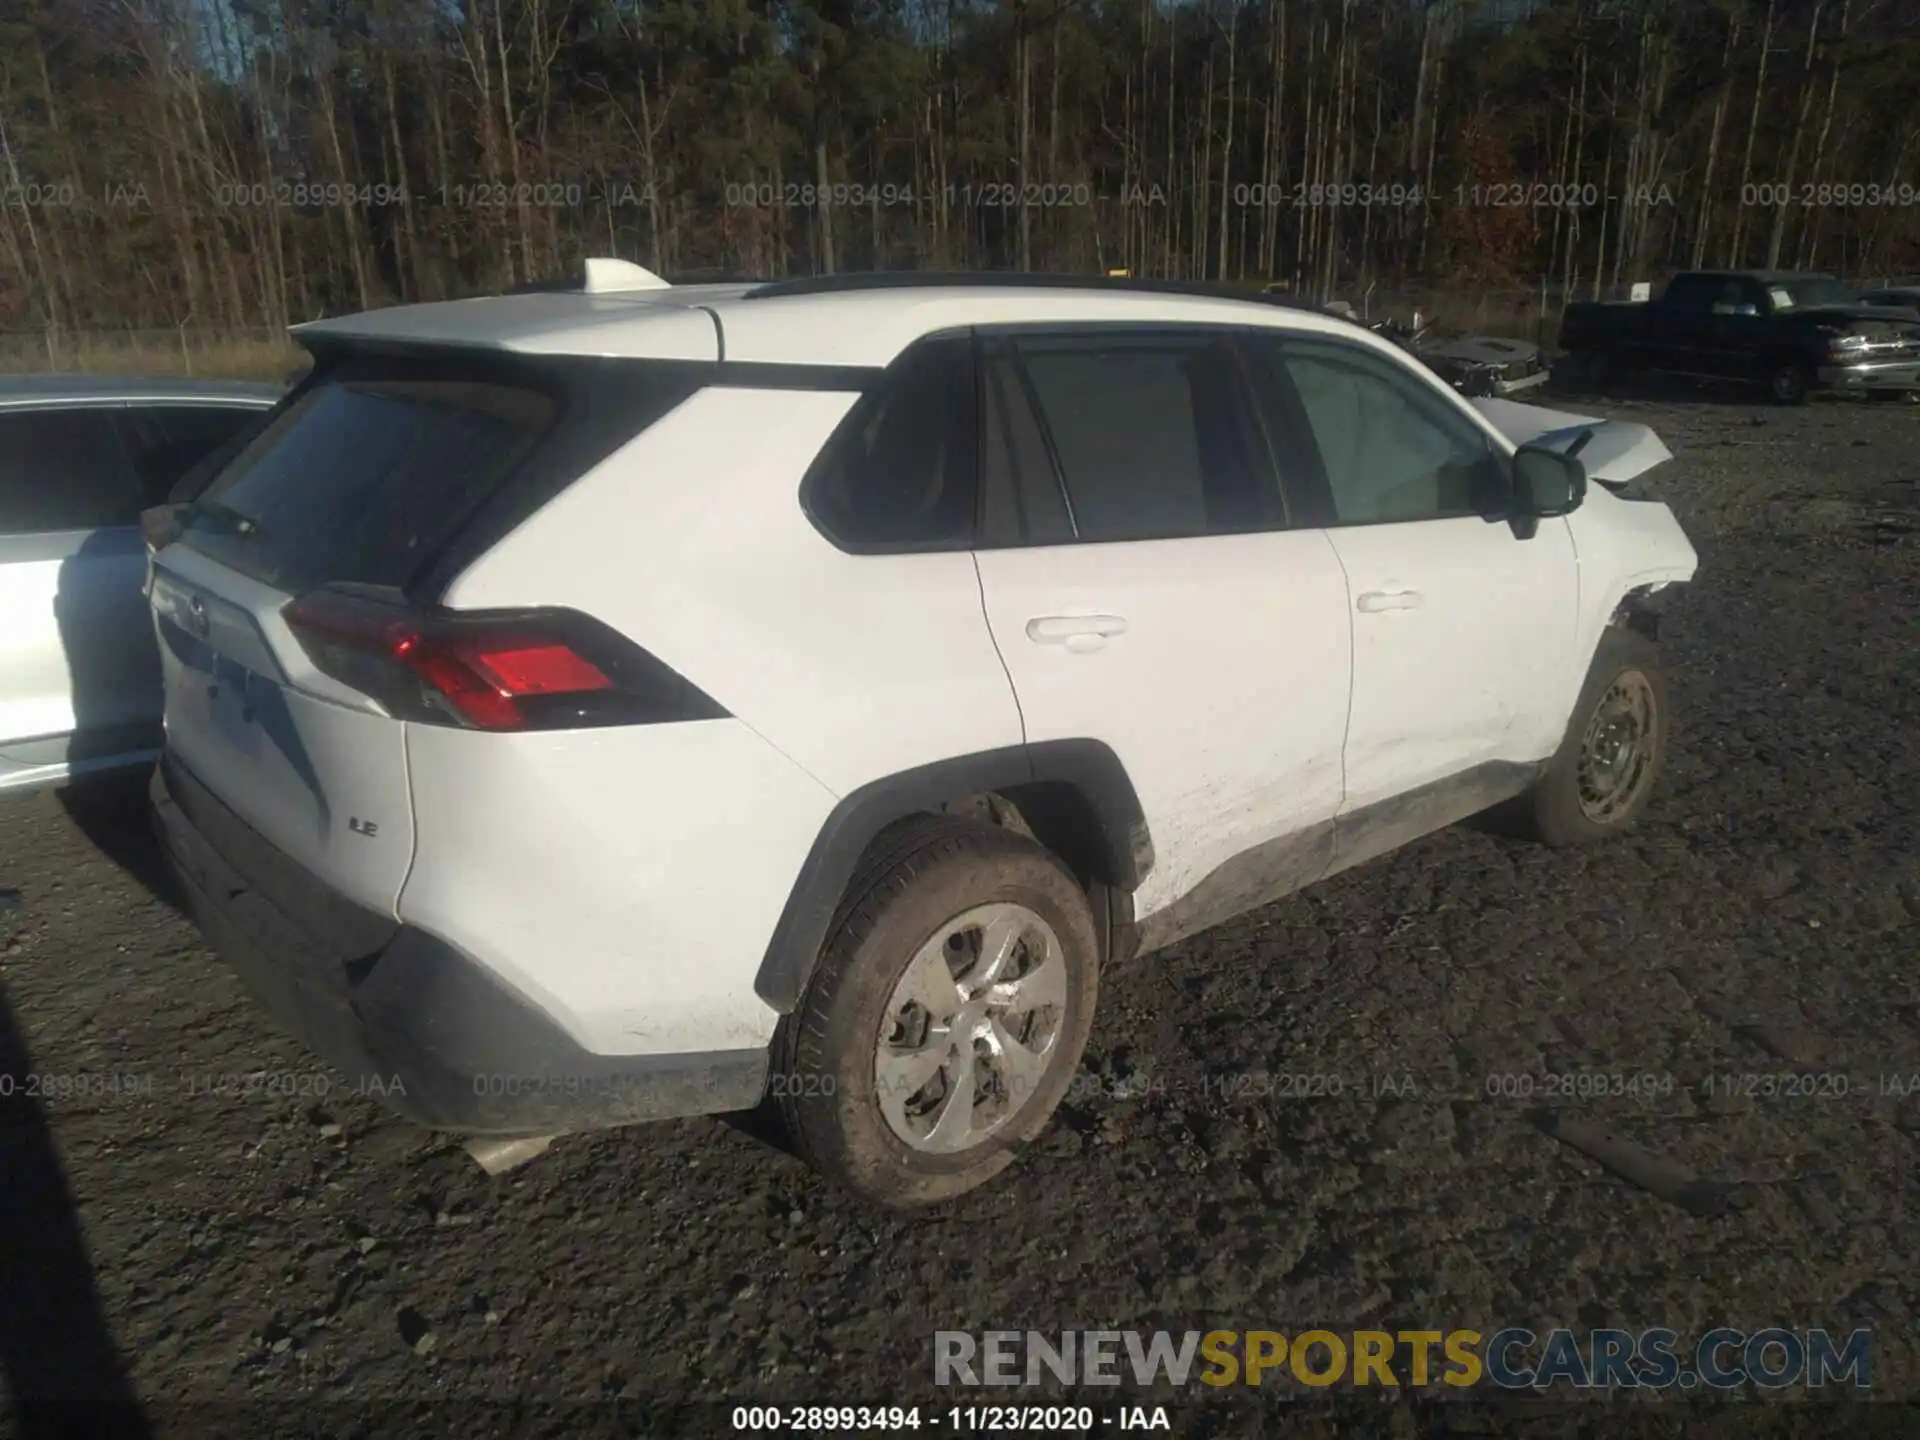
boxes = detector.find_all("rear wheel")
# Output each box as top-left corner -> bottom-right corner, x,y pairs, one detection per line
774,815 -> 1099,1208
1584,347 -> 1619,390
1519,628 -> 1670,846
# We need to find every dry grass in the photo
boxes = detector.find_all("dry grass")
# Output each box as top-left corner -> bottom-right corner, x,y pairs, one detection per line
0,330 -> 303,382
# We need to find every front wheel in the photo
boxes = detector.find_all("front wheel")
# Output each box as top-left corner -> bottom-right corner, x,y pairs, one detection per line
773,815 -> 1100,1208
1520,628 -> 1670,846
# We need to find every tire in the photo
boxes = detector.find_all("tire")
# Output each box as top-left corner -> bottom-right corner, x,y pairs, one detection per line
773,814 -> 1100,1208
1584,347 -> 1618,391
1519,627 -> 1670,846
1768,357 -> 1813,405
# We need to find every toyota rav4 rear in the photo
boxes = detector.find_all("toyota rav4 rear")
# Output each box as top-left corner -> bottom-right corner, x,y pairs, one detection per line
147,332 -> 831,1137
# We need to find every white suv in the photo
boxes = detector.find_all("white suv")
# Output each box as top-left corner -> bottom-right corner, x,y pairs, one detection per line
147,263 -> 1696,1207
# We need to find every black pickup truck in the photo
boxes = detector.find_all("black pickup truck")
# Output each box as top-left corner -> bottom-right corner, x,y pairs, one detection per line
1558,269 -> 1920,403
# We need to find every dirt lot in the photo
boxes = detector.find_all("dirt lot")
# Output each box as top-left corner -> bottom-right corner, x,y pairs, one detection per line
2,387 -> 1916,1438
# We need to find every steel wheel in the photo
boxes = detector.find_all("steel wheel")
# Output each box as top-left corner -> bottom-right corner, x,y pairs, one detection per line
1575,670 -> 1659,825
874,902 -> 1067,1155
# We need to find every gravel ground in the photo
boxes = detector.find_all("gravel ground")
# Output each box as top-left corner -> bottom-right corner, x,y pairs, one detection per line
2,388 -> 1916,1438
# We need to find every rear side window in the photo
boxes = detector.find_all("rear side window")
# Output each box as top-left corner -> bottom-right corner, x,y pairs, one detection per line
994,331 -> 1280,545
0,407 -> 144,532
182,377 -> 555,593
121,404 -> 268,505
1661,275 -> 1720,312
801,335 -> 977,552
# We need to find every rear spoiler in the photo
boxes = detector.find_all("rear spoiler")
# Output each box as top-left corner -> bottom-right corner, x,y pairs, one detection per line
1471,396 -> 1673,485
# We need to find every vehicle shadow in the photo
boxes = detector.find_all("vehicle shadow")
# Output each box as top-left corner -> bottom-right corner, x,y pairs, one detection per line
56,779 -> 183,914
0,977 -> 151,1434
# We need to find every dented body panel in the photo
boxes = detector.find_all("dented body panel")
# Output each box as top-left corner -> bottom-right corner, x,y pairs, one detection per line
1471,396 -> 1676,483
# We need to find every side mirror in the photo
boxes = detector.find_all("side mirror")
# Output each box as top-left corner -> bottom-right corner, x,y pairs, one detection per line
1512,443 -> 1587,522
140,502 -> 186,556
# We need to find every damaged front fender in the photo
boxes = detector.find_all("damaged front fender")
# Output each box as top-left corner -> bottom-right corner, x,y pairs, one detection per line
1472,395 -> 1675,487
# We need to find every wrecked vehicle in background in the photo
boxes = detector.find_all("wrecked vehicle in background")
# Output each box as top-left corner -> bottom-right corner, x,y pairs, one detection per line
1410,331 -> 1550,397
1326,301 -> 1549,398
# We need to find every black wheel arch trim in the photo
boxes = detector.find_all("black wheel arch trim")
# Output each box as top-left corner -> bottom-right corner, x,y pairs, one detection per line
753,739 -> 1151,1013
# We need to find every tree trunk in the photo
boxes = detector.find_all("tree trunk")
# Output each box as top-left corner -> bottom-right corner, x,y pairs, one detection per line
1196,51 -> 1214,279
383,54 -> 421,302
493,0 -> 533,283
1016,0 -> 1032,270
1164,9 -> 1177,277
1766,0 -> 1826,268
1796,0 -> 1852,268
816,141 -> 836,274
1417,26 -> 1445,275
1727,0 -> 1779,267
1693,14 -> 1739,269
1216,3 -> 1237,282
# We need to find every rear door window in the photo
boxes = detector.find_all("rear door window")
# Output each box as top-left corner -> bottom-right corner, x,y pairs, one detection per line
0,407 -> 145,532
978,339 -> 1075,547
182,376 -> 555,593
989,330 -> 1281,545
120,404 -> 270,505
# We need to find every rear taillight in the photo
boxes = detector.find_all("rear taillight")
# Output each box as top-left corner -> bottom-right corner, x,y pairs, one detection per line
282,586 -> 726,732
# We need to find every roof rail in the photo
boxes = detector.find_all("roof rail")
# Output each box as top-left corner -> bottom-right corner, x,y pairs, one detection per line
742,270 -> 1322,311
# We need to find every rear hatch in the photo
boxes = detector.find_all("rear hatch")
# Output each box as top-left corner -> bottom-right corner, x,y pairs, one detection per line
149,345 -> 701,913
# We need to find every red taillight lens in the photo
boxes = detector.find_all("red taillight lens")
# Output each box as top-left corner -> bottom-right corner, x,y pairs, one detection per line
282,587 -> 718,732
387,634 -> 611,730
463,642 -> 610,696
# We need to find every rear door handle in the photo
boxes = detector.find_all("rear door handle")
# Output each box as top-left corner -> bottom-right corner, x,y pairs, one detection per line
1356,589 -> 1424,613
1026,614 -> 1128,653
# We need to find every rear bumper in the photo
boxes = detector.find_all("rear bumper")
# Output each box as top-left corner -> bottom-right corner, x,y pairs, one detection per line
1817,358 -> 1920,392
150,753 -> 769,1135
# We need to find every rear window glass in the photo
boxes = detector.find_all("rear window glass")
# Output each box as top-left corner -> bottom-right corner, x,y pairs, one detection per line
180,377 -> 555,592
0,408 -> 143,532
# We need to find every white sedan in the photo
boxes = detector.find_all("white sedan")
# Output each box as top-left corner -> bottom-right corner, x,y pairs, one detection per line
0,376 -> 280,792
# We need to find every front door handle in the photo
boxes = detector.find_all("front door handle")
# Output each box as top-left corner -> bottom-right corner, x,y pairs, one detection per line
1356,589 -> 1424,613
1026,614 -> 1128,653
